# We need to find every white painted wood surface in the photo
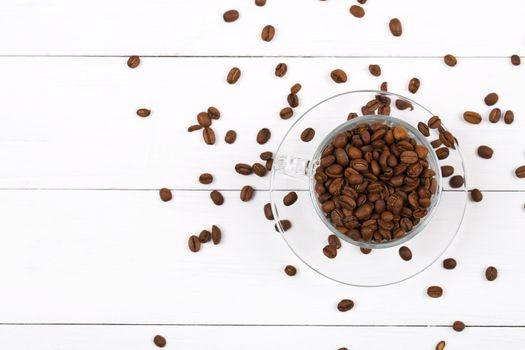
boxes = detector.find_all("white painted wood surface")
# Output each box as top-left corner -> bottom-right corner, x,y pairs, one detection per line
0,0 -> 524,348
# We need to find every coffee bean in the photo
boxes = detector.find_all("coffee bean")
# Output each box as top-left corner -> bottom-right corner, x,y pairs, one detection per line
153,335 -> 167,348
188,235 -> 201,252
463,111 -> 481,124
471,188 -> 483,202
330,69 -> 347,83
275,219 -> 292,232
349,5 -> 365,17
283,191 -> 298,206
290,83 -> 302,94
275,63 -> 287,77
399,246 -> 412,261
136,108 -> 151,117
323,245 -> 337,258
328,234 -> 341,249
516,165 -> 525,178
452,321 -> 465,332
408,77 -> 420,94
188,124 -> 202,132
485,266 -> 498,281
369,64 -> 381,77
127,55 -> 140,68
337,299 -> 354,312
284,265 -> 297,276
235,163 -> 253,175
211,225 -> 222,244
250,163 -> 266,177
255,0 -> 266,6
240,185 -> 255,202
439,130 -> 455,149
227,67 -> 241,84
159,188 -> 172,202
436,340 -> 446,350
197,112 -> 212,127
417,122 -> 430,137
435,147 -> 449,160
210,190 -> 224,205
203,127 -> 216,145
360,247 -> 372,254
484,92 -> 498,106
280,107 -> 294,119
443,258 -> 457,270
287,93 -> 299,108
260,151 -> 273,161
199,229 -> 211,243
395,99 -> 413,111
488,108 -> 501,123
389,18 -> 402,36
264,203 -> 274,220
477,145 -> 493,159
261,25 -> 275,41
223,9 -> 239,22
225,130 -> 237,144
511,54 -> 521,66
256,128 -> 271,144
504,110 -> 514,124
431,139 -> 442,148
301,128 -> 315,142
347,112 -> 358,120
444,54 -> 457,67
449,175 -> 464,188
207,106 -> 221,119
427,285 -> 443,298
428,115 -> 442,129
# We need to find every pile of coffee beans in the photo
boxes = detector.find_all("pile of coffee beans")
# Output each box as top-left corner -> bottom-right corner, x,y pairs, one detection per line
188,225 -> 222,253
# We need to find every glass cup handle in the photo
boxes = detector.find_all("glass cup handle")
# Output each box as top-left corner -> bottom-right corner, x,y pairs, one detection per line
273,156 -> 310,177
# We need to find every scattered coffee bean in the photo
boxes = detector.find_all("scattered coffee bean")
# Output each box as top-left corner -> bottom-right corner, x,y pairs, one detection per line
264,203 -> 274,220
197,112 -> 212,127
435,147 -> 449,160
439,130 -> 455,149
199,229 -> 211,243
153,335 -> 167,348
323,245 -> 337,259
210,190 -> 224,205
223,9 -> 239,22
253,163 -> 268,177
240,185 -> 255,202
260,151 -> 273,161
488,108 -> 502,123
436,340 -> 446,350
369,64 -> 381,77
283,191 -> 298,206
504,110 -> 514,124
515,165 -> 525,178
290,83 -> 302,94
360,247 -> 372,254
127,55 -> 140,68
261,25 -> 276,41
275,63 -> 287,77
159,188 -> 172,202
225,130 -> 237,144
280,107 -> 294,120
399,246 -> 412,261
485,266 -> 498,281
484,92 -> 499,106
256,128 -> 271,144
136,108 -> 151,117
427,285 -> 443,298
444,54 -> 457,67
287,93 -> 299,108
255,0 -> 266,6
471,188 -> 483,202
203,127 -> 216,145
188,124 -> 202,132
275,219 -> 292,232
443,258 -> 457,270
477,145 -> 493,159
188,235 -> 201,252
452,320 -> 465,332
430,139 -> 442,149
328,234 -> 341,249
389,18 -> 402,36
330,69 -> 348,83
408,77 -> 420,94
380,81 -> 388,91
211,225 -> 222,244
235,163 -> 253,175
417,122 -> 430,137
284,265 -> 297,276
428,115 -> 442,129
395,99 -> 413,110
511,54 -> 521,66
301,128 -> 315,142
357,0 -> 367,3
463,111 -> 482,124
349,5 -> 365,17
449,175 -> 464,188
337,299 -> 354,312
347,112 -> 358,120
207,106 -> 221,119
227,67 -> 241,84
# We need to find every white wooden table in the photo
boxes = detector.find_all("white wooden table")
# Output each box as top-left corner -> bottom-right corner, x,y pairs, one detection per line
0,0 -> 524,348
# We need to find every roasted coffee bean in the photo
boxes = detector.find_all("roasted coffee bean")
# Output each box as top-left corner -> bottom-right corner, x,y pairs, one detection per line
290,83 -> 302,94
253,163 -> 267,177
188,235 -> 201,252
470,188 -> 483,202
301,128 -> 315,142
199,173 -> 213,185
347,112 -> 358,120
436,341 -> 446,350
504,110 -> 514,124
349,5 -> 365,17
330,69 -> 348,83
369,64 -> 381,76
127,55 -> 140,68
453,321 -> 465,332
264,203 -> 274,220
275,219 -> 292,232
435,147 -> 449,160
444,54 -> 457,67
280,107 -> 294,119
463,111 -> 482,124
159,188 -> 172,202
399,246 -> 412,261
389,18 -> 402,36
477,145 -> 493,159
265,158 -> 273,170
516,165 -> 525,178
449,175 -> 464,188
380,81 -> 388,91
439,130 -> 455,148
488,108 -> 501,123
210,190 -> 224,205
255,0 -> 266,6
427,285 -> 443,298
207,106 -> 220,119
275,63 -> 287,77
357,0 -> 367,3
283,191 -> 298,206
256,128 -> 271,144
360,247 -> 372,254
428,115 -> 441,129
261,25 -> 275,41
227,67 -> 241,84
211,225 -> 222,244
485,266 -> 498,281
287,93 -> 299,108
225,130 -> 237,144
511,54 -> 521,66
337,299 -> 354,312
260,151 -> 273,161
203,127 -> 216,145
417,122 -> 430,137
408,77 -> 420,93
443,258 -> 457,270
188,124 -> 202,132
136,108 -> 151,117
284,265 -> 297,276
223,9 -> 239,22
153,335 -> 167,348
240,185 -> 254,202
395,99 -> 413,111
484,92 -> 498,106
441,165 -> 454,177
197,112 -> 212,127
328,234 -> 341,249
431,139 -> 442,149
323,245 -> 337,259
235,163 -> 253,175
199,229 -> 211,243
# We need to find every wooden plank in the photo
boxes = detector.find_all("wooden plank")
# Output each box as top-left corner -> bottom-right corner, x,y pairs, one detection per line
0,0 -> 523,56
0,189 -> 522,325
0,57 -> 523,190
